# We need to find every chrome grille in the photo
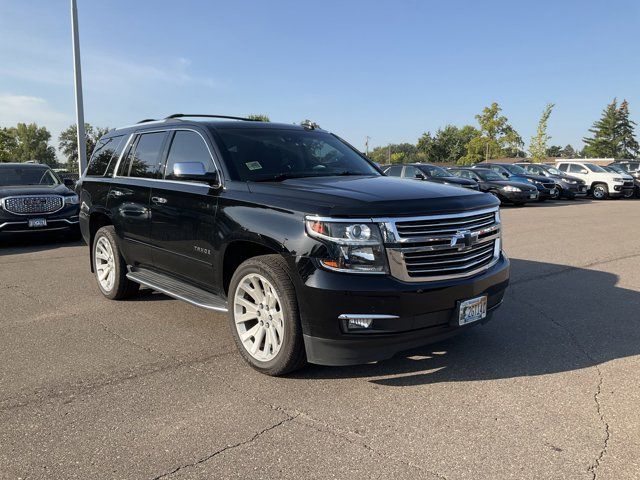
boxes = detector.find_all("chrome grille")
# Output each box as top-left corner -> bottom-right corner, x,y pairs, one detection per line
623,181 -> 634,187
379,207 -> 501,282
2,195 -> 63,215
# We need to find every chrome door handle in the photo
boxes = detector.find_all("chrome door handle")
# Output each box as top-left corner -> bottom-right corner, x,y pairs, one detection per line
111,190 -> 124,197
151,196 -> 167,204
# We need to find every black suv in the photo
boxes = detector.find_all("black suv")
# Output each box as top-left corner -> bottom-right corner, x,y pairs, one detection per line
0,163 -> 80,237
77,115 -> 510,375
514,162 -> 588,199
382,163 -> 479,190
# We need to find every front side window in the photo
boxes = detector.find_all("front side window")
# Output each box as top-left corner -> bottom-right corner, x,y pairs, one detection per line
584,163 -> 605,173
557,164 -> 568,172
127,132 -> 167,178
0,167 -> 60,186
569,164 -> 585,173
503,164 -> 528,175
403,166 -> 418,178
215,128 -> 379,182
419,165 -> 449,177
164,131 -> 215,180
385,165 -> 402,177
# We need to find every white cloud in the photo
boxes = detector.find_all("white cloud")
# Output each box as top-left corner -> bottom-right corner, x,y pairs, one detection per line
0,94 -> 72,142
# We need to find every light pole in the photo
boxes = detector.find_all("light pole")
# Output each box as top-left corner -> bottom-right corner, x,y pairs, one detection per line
71,0 -> 87,174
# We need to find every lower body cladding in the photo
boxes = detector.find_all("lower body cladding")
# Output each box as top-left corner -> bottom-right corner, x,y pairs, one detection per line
612,184 -> 635,198
295,253 -> 510,366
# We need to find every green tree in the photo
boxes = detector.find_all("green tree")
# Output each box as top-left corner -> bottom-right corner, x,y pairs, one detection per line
560,144 -> 577,158
546,145 -> 563,157
617,99 -> 639,158
59,124 -> 112,172
417,125 -> 479,163
0,127 -> 18,162
529,103 -> 555,163
583,99 -> 621,158
458,102 -> 522,164
368,143 -> 417,164
247,114 -> 270,122
5,123 -> 56,166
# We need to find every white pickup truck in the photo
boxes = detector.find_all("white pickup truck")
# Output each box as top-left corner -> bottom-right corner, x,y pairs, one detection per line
555,161 -> 635,199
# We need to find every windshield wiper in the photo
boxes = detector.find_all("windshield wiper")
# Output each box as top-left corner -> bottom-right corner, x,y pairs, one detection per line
252,173 -> 312,182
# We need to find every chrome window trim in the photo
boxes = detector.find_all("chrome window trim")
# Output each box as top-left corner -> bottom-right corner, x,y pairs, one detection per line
111,128 -> 223,188
0,195 -> 65,216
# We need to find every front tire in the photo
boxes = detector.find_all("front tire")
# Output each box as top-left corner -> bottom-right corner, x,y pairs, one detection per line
228,255 -> 306,376
93,226 -> 139,300
592,183 -> 609,200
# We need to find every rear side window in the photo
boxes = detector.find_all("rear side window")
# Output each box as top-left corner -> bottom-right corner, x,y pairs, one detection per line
385,165 -> 402,177
127,132 -> 167,178
164,130 -> 215,180
86,135 -> 124,177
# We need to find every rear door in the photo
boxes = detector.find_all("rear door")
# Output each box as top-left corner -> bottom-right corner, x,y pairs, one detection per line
109,131 -> 168,266
148,129 -> 221,291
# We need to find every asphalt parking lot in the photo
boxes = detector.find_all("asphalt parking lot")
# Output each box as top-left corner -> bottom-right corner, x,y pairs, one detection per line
1,199 -> 639,480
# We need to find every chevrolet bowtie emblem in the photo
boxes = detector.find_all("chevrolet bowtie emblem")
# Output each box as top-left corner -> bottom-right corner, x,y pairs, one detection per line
450,230 -> 480,250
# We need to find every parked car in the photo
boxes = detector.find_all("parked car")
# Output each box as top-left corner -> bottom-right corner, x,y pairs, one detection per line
555,161 -> 634,199
448,167 -> 538,205
0,163 -> 80,238
607,162 -> 640,198
601,166 -> 635,198
77,114 -> 510,376
382,163 -> 479,190
470,163 -> 557,200
514,162 -> 588,199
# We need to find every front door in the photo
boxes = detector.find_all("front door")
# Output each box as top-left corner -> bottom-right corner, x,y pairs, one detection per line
149,129 -> 220,291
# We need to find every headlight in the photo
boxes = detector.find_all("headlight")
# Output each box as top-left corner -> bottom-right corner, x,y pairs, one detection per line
501,185 -> 521,192
564,179 -> 576,184
305,217 -> 387,273
64,194 -> 80,205
613,177 -> 625,182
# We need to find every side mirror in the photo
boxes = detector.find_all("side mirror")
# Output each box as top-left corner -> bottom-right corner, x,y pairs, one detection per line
415,172 -> 426,180
580,169 -> 588,174
502,172 -> 509,178
172,162 -> 219,185
63,178 -> 75,188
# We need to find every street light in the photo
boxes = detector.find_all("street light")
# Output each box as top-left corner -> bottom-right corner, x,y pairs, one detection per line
71,0 -> 87,174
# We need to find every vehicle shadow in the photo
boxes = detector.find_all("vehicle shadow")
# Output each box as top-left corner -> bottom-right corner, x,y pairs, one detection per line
294,258 -> 640,385
0,233 -> 84,256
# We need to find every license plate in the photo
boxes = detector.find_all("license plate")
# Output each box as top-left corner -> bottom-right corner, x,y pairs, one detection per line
530,194 -> 537,199
457,296 -> 488,326
28,218 -> 47,228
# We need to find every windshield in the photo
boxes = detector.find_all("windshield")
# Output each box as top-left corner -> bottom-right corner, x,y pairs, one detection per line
584,163 -> 606,173
503,164 -> 528,175
0,166 -> 60,186
214,128 -> 380,181
476,170 -> 504,181
419,165 -> 449,177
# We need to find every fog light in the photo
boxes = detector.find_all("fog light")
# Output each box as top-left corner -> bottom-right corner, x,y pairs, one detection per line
348,318 -> 373,329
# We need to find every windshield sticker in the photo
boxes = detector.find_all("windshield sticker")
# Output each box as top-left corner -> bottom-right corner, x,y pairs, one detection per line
245,161 -> 262,171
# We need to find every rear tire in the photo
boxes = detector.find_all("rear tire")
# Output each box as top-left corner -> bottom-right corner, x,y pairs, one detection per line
228,254 -> 307,376
592,183 -> 609,200
93,226 -> 139,300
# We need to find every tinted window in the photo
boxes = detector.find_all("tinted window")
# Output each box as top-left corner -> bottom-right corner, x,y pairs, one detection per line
385,165 -> 402,176
403,166 -> 418,178
419,165 -> 449,177
128,132 -> 166,178
569,164 -> 584,173
584,163 -> 606,172
557,164 -> 568,172
86,135 -> 124,177
215,128 -> 379,182
164,131 -> 215,180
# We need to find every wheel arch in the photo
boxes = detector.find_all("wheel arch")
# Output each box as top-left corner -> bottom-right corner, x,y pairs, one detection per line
88,211 -> 113,272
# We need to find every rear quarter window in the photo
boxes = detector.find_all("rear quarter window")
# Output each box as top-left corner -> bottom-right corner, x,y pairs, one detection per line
86,135 -> 125,177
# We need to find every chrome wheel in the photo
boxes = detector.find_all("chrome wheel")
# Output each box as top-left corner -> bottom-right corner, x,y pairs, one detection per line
94,236 -> 116,292
233,273 -> 284,362
593,185 -> 607,199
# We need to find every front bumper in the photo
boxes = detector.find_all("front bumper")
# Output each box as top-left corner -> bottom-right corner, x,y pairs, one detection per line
0,206 -> 79,235
562,183 -> 588,196
295,252 -> 510,366
500,190 -> 538,203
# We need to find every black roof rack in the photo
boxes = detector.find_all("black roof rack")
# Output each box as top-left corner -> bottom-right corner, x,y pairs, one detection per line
164,114 -> 259,122
137,118 -> 157,124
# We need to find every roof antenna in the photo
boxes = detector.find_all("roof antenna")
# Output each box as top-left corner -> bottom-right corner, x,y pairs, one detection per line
301,119 -> 320,130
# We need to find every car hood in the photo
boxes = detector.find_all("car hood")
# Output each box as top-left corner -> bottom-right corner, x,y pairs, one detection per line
429,176 -> 477,186
246,175 -> 497,216
517,173 -> 551,183
0,184 -> 72,197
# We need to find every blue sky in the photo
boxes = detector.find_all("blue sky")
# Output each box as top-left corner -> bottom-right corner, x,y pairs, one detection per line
1,0 -> 638,153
